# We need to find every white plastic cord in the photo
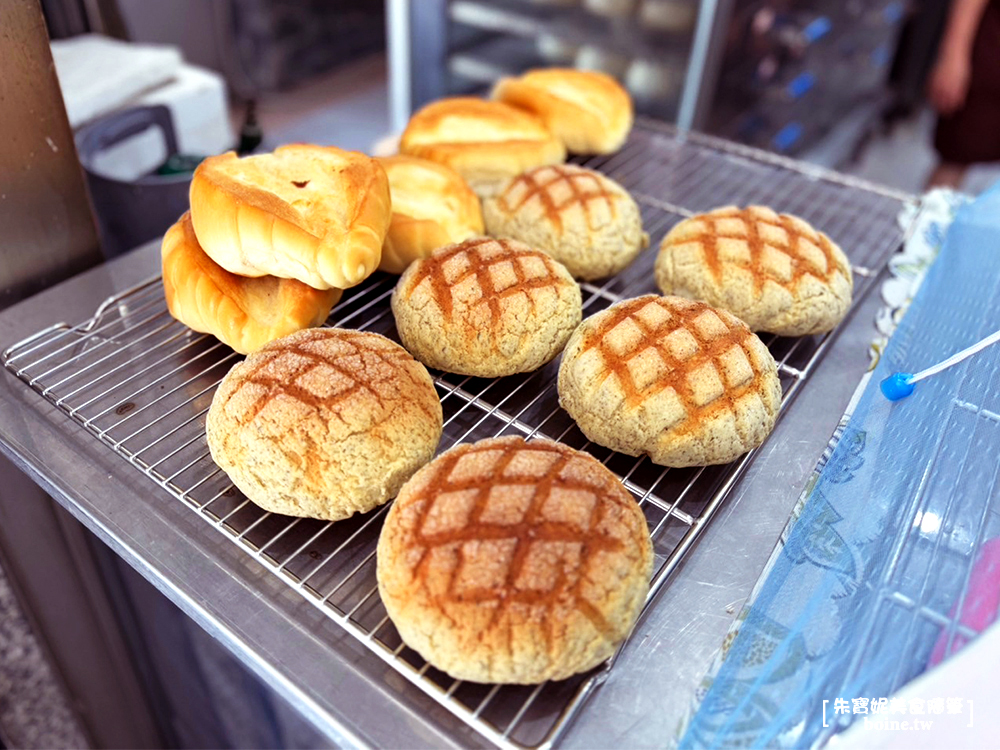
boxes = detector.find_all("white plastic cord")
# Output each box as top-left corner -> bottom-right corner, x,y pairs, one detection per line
910,328 -> 1000,383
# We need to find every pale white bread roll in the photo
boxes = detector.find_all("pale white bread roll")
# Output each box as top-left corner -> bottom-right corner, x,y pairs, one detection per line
375,155 -> 484,274
162,212 -> 341,354
399,97 -> 566,197
492,68 -> 633,154
189,144 -> 392,290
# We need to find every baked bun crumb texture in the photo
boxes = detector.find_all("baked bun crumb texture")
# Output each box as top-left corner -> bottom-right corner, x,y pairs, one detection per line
559,295 -> 782,467
377,436 -> 652,684
655,206 -> 853,336
206,328 -> 442,521
482,163 -> 648,280
392,237 -> 582,377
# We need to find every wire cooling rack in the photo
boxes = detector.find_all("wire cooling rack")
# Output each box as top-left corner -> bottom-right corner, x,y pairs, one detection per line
2,119 -> 917,749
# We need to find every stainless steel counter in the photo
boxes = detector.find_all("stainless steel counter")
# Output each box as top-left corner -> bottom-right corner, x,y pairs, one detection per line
0,236 -> 890,748
0,117 -> 919,747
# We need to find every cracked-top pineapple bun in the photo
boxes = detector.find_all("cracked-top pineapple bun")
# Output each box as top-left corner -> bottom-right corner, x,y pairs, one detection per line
391,237 -> 582,377
206,328 -> 442,520
655,205 -> 852,336
558,295 -> 782,467
377,436 -> 652,683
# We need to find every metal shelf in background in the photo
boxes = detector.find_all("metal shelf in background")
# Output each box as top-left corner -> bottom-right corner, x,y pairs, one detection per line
2,121 -> 917,749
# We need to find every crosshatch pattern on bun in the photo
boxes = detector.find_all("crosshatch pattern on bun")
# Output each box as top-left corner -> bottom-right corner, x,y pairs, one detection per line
206,328 -> 442,521
482,163 -> 648,280
655,206 -> 853,336
391,237 -> 582,377
377,436 -> 653,684
558,295 -> 782,467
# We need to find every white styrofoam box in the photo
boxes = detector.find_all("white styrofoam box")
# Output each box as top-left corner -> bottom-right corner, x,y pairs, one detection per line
87,64 -> 233,183
135,63 -> 233,157
51,34 -> 183,127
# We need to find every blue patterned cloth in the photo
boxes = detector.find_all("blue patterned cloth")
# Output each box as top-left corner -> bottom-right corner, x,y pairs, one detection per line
678,181 -> 1000,749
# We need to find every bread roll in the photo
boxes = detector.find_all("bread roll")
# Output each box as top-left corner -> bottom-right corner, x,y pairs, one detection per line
399,97 -> 566,197
376,155 -> 484,274
206,328 -> 443,521
493,68 -> 633,154
558,295 -> 782,467
377,436 -> 652,684
482,164 -> 648,280
655,206 -> 853,336
392,237 -> 582,377
189,144 -> 391,290
162,212 -> 340,354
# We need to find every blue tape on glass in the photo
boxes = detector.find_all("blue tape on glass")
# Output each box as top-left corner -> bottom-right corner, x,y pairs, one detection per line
679,181 -> 1000,749
802,17 -> 831,43
787,72 -> 815,100
772,122 -> 803,152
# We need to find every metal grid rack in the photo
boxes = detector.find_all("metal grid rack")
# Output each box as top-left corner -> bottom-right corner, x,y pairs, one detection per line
3,120 -> 917,749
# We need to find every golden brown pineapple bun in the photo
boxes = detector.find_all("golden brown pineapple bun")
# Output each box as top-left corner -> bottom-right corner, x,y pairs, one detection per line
655,206 -> 852,336
377,436 -> 653,684
558,294 -> 782,467
391,237 -> 582,377
206,328 -> 442,520
482,163 -> 648,281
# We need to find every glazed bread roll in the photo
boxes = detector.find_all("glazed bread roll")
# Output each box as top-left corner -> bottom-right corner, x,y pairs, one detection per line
493,68 -> 633,154
392,237 -> 582,377
482,164 -> 648,280
206,328 -> 443,521
399,97 -> 566,197
376,155 -> 484,274
162,212 -> 340,354
189,144 -> 392,290
558,295 -> 782,467
377,436 -> 653,684
655,206 -> 853,336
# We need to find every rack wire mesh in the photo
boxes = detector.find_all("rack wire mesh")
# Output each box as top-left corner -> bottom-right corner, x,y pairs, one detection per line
3,119 -> 917,749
